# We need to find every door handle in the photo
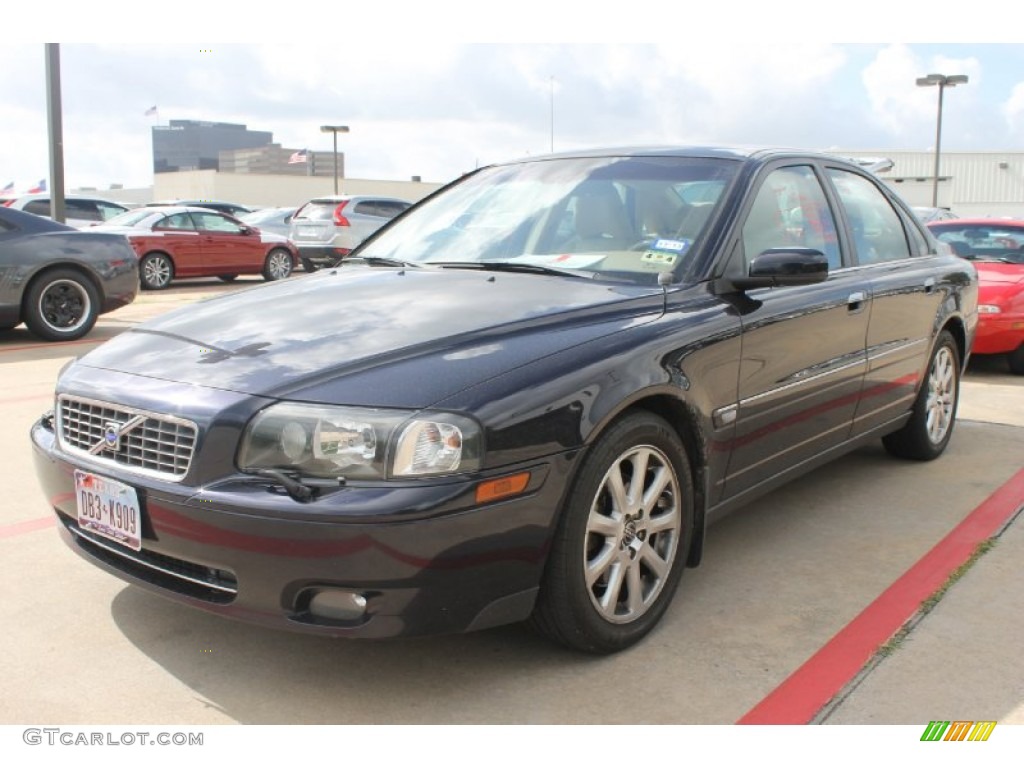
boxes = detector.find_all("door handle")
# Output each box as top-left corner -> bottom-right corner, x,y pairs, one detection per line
924,277 -> 936,294
847,291 -> 867,313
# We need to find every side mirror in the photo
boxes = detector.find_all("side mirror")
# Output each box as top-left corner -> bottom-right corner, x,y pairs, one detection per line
731,248 -> 829,290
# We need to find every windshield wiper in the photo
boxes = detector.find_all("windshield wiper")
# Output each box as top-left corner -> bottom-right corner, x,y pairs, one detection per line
431,260 -> 594,279
339,255 -> 425,269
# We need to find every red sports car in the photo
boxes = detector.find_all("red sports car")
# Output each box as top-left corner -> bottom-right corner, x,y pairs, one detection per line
928,218 -> 1024,374
95,206 -> 298,290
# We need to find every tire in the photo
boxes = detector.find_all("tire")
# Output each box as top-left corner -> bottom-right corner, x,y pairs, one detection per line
262,248 -> 294,281
301,257 -> 319,273
529,411 -> 693,654
217,274 -> 239,283
23,269 -> 100,342
1008,344 -> 1024,376
882,330 -> 960,460
139,253 -> 174,290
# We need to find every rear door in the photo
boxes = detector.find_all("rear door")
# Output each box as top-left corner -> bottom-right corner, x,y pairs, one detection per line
151,212 -> 205,276
824,166 -> 948,436
721,163 -> 871,500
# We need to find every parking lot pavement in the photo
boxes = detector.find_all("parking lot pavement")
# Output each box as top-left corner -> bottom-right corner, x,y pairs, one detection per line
2,277 -> 1021,726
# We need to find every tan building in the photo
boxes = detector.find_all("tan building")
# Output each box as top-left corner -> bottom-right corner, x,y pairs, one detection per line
217,145 -> 340,178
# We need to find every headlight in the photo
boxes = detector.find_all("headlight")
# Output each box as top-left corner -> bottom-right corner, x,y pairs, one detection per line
238,403 -> 482,480
978,304 -> 1002,314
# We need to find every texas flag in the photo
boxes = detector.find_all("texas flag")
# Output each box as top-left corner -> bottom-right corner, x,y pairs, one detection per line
28,179 -> 46,194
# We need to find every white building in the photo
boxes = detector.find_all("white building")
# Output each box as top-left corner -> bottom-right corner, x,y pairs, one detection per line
77,150 -> 1024,218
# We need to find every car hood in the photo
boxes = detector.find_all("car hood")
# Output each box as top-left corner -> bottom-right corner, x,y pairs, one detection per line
72,267 -> 664,407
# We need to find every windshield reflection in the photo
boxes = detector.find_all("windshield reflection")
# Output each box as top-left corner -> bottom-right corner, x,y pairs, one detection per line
362,155 -> 738,285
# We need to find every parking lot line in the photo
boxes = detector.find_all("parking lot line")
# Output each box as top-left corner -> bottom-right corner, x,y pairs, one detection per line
737,465 -> 1024,725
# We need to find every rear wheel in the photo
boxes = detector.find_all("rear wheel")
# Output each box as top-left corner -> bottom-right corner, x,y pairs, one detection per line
23,269 -> 99,341
1008,344 -> 1024,376
140,253 -> 174,290
263,248 -> 294,281
301,258 -> 319,273
530,411 -> 692,654
882,330 -> 960,460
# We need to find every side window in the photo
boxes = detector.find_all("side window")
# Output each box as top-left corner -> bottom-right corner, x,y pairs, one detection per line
742,166 -> 841,269
155,213 -> 197,231
24,200 -> 52,217
353,201 -> 383,217
97,202 -> 128,221
827,169 -> 912,264
65,200 -> 101,222
193,212 -> 242,233
377,201 -> 410,219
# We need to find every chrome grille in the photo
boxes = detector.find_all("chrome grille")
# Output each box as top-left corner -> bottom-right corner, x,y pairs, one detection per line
57,395 -> 198,481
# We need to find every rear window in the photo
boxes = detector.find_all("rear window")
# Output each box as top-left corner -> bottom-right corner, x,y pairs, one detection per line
294,201 -> 342,221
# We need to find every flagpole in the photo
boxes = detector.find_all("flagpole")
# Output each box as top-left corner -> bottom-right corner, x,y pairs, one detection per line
45,44 -> 66,223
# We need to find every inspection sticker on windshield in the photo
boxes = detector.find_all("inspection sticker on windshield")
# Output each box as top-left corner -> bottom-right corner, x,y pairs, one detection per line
641,238 -> 691,266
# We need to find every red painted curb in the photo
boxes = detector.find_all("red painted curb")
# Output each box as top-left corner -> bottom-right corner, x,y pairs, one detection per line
0,516 -> 55,540
738,466 -> 1024,725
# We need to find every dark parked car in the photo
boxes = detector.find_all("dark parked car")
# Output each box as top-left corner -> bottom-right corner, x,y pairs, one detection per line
31,147 -> 977,653
927,218 -> 1024,373
0,207 -> 138,341
94,206 -> 298,289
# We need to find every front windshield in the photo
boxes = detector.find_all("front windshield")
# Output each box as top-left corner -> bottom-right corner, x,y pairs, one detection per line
103,208 -> 157,227
361,155 -> 738,284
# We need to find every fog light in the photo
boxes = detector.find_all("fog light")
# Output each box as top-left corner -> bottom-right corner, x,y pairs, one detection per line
308,589 -> 367,621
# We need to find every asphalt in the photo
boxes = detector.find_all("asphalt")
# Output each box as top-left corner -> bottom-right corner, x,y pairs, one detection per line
1,275 -> 1022,747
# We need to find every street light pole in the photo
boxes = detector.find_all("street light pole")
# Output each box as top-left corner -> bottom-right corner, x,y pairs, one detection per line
916,73 -> 968,208
320,125 -> 350,195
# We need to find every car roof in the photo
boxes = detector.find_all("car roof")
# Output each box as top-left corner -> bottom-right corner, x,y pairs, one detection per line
8,192 -> 126,204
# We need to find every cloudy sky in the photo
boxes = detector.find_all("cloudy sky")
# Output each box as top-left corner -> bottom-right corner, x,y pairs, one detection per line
5,3 -> 1020,192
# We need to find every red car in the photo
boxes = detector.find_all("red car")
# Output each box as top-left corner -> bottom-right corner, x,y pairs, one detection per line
928,218 -> 1024,374
95,206 -> 298,290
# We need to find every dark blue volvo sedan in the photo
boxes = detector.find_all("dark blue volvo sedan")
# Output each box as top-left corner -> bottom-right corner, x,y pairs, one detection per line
31,147 -> 977,653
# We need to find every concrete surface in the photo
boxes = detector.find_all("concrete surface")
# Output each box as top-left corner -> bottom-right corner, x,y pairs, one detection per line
1,274 -> 1021,730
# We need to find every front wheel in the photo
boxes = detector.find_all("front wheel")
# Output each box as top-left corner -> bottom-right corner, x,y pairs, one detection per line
263,248 -> 294,281
882,330 -> 960,460
140,253 -> 174,290
23,269 -> 100,341
1008,344 -> 1024,376
530,411 -> 693,654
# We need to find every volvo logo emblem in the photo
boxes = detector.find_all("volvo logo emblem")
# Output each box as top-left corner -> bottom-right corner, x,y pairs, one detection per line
103,422 -> 122,452
88,414 -> 146,456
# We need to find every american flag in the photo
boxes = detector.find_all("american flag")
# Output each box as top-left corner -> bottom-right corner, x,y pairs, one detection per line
144,105 -> 158,117
288,149 -> 309,164
28,179 -> 46,194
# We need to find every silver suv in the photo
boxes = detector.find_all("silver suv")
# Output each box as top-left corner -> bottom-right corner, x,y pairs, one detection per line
289,195 -> 412,271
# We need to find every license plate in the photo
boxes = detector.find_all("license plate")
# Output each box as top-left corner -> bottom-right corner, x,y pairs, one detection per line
75,470 -> 142,551
297,226 -> 321,239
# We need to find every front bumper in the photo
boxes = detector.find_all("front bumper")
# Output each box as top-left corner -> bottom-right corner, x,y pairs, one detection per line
31,419 -> 571,639
973,312 -> 1024,355
295,244 -> 352,267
